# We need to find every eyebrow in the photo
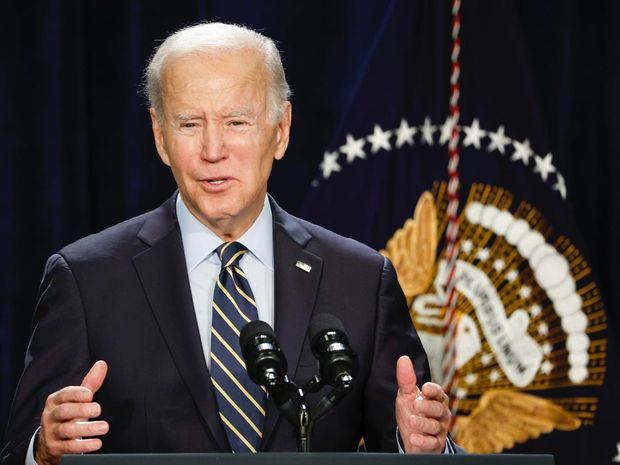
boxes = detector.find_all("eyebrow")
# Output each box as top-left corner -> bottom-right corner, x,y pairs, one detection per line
173,113 -> 201,122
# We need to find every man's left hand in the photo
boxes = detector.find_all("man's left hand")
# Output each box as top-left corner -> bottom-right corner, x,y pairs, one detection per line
395,355 -> 451,453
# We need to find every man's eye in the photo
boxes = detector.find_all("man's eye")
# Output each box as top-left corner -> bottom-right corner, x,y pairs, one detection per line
229,120 -> 247,127
181,122 -> 198,128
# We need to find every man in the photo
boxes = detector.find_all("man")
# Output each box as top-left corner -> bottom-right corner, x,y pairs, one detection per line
1,22 -> 454,465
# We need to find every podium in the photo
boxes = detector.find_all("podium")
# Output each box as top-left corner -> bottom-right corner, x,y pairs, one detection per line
61,453 -> 554,465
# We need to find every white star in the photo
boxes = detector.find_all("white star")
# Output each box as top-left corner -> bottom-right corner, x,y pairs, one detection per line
553,173 -> 567,200
542,342 -> 553,356
395,118 -> 417,148
538,322 -> 549,336
465,373 -> 477,385
460,239 -> 474,254
529,304 -> 542,318
512,138 -> 533,165
493,259 -> 505,272
533,153 -> 557,182
367,124 -> 392,154
481,353 -> 493,366
456,387 -> 468,399
339,133 -> 366,164
487,125 -> 511,154
476,248 -> 490,262
540,360 -> 554,375
462,118 -> 486,149
612,442 -> 620,463
439,116 -> 457,146
319,151 -> 342,179
519,286 -> 532,299
420,117 -> 437,145
506,269 -> 519,282
489,369 -> 500,383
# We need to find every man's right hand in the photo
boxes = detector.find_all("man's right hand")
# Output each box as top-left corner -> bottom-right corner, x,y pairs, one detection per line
35,361 -> 109,465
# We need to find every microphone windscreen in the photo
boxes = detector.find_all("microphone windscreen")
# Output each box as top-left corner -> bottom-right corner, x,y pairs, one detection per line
309,313 -> 347,349
240,320 -> 275,352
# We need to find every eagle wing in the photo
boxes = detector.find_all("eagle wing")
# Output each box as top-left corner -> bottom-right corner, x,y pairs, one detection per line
455,390 -> 581,453
380,191 -> 438,303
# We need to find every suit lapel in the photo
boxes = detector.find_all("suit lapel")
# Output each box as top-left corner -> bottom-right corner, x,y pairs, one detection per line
132,196 -> 229,452
261,197 -> 323,449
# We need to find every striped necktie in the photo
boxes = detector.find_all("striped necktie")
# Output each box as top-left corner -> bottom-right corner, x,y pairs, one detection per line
210,241 -> 266,453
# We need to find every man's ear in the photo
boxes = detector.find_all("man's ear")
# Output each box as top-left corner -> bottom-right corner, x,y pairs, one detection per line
150,108 -> 171,166
273,101 -> 292,161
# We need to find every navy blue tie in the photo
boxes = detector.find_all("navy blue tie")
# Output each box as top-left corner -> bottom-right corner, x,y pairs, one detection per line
210,241 -> 266,452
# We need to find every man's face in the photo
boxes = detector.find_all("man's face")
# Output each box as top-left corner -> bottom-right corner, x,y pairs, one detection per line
151,49 -> 291,239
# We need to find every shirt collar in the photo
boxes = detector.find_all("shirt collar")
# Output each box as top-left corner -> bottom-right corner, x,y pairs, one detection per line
176,193 -> 274,273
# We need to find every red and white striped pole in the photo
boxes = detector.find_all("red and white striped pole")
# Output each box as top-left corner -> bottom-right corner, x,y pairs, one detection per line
441,0 -> 462,415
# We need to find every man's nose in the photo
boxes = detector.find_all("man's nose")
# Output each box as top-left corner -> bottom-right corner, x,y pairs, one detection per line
200,124 -> 226,162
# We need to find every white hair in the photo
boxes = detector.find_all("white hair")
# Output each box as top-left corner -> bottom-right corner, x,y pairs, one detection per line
145,22 -> 292,123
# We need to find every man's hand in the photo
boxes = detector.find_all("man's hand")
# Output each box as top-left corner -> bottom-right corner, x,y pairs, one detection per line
395,355 -> 451,453
35,361 -> 109,465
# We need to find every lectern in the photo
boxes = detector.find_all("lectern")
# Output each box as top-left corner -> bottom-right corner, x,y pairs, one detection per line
62,453 -> 554,465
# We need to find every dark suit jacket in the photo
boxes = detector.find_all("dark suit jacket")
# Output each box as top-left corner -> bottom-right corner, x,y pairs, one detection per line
1,194 -> 431,464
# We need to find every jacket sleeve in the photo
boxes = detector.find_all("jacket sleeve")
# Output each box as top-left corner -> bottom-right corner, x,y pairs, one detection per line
362,256 -> 431,452
1,254 -> 92,465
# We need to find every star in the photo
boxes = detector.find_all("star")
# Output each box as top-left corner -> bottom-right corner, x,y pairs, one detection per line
533,153 -> 557,182
540,360 -> 554,375
612,442 -> 620,463
420,117 -> 437,145
512,138 -> 533,165
489,369 -> 500,383
542,342 -> 553,356
493,259 -> 505,272
319,151 -> 342,179
439,116 -> 457,146
519,286 -> 532,299
339,133 -> 366,164
487,125 -> 511,154
395,118 -> 417,148
481,353 -> 493,366
367,124 -> 392,154
464,373 -> 477,385
476,248 -> 490,262
538,322 -> 549,336
456,387 -> 468,399
506,269 -> 519,282
553,172 -> 567,200
529,304 -> 542,318
460,239 -> 474,254
462,118 -> 486,149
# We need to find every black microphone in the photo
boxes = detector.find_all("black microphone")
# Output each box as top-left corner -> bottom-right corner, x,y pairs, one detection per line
240,320 -> 297,422
309,313 -> 359,389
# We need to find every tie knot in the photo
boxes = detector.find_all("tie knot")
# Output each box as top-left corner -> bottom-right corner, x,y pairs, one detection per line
216,241 -> 248,269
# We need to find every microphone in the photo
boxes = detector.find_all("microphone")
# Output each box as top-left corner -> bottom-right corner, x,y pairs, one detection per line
309,313 -> 359,389
239,320 -> 297,421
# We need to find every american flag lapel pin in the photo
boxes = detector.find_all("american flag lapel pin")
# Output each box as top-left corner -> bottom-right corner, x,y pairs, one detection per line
295,260 -> 312,273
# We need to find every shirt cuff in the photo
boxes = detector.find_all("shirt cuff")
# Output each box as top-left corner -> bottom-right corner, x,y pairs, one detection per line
26,428 -> 40,465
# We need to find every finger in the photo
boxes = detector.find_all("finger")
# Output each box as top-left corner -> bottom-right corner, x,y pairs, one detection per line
58,438 -> 103,455
81,361 -> 108,394
396,356 -> 419,396
408,415 -> 444,437
407,433 -> 443,454
421,382 -> 449,403
47,386 -> 94,407
50,403 -> 101,422
413,398 -> 447,419
55,421 -> 109,440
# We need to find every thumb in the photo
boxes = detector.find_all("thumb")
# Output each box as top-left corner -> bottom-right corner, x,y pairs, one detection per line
396,355 -> 419,396
81,360 -> 108,395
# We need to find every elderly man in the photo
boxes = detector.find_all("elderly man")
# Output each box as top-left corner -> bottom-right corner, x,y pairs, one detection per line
1,22 -> 454,465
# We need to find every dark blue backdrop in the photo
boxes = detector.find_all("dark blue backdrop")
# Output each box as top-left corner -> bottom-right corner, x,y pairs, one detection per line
1,0 -> 619,454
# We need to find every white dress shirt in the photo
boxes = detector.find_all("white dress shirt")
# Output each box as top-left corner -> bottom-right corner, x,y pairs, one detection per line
176,193 -> 275,367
